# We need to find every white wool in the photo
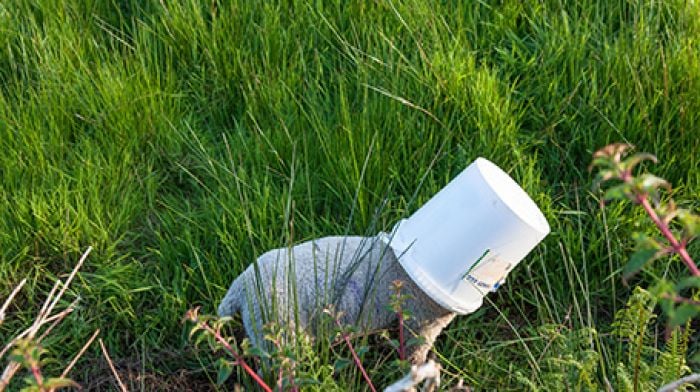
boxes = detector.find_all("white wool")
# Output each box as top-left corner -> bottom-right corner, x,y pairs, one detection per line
218,235 -> 455,364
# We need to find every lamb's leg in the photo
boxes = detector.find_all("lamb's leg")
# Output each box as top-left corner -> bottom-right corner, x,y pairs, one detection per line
406,312 -> 456,364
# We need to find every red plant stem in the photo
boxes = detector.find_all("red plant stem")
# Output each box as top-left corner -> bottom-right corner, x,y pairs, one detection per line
333,319 -> 376,392
198,322 -> 272,392
30,364 -> 44,390
636,195 -> 700,277
397,312 -> 406,361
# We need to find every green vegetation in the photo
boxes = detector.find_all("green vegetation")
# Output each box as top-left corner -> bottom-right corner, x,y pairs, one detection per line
1,0 -> 699,389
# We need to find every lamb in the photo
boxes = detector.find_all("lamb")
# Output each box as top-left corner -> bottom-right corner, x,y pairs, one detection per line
217,234 -> 455,364
218,158 -> 551,365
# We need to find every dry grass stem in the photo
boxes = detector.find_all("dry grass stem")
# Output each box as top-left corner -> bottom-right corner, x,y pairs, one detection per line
37,298 -> 81,342
59,329 -> 101,379
0,278 -> 27,326
99,338 -> 127,392
0,363 -> 20,392
0,247 -> 92,391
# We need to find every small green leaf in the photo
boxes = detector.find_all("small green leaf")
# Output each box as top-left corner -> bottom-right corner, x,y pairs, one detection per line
405,336 -> 426,348
8,350 -> 24,364
216,358 -> 233,385
387,339 -> 399,349
650,279 -> 675,296
635,174 -> 670,194
42,378 -> 79,389
675,277 -> 700,291
604,184 -> 632,201
188,324 -> 204,339
621,152 -> 657,172
669,304 -> 700,327
29,345 -> 43,363
652,280 -> 676,315
592,170 -> 616,189
623,248 -> 658,280
333,358 -> 351,373
678,210 -> 700,237
590,156 -> 613,169
632,232 -> 663,249
194,331 -> 209,347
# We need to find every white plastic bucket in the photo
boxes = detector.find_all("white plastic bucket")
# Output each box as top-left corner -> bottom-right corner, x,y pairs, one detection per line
381,158 -> 550,315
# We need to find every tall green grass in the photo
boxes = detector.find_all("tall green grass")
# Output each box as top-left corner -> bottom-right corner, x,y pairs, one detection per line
1,0 -> 699,389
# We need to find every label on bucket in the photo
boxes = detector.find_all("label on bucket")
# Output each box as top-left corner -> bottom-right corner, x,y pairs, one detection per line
462,250 -> 512,292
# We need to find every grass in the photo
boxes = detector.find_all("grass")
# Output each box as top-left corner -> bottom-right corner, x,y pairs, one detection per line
1,0 -> 699,389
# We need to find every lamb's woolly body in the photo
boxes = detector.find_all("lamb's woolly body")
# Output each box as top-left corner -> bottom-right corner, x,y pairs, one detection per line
218,235 -> 455,363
